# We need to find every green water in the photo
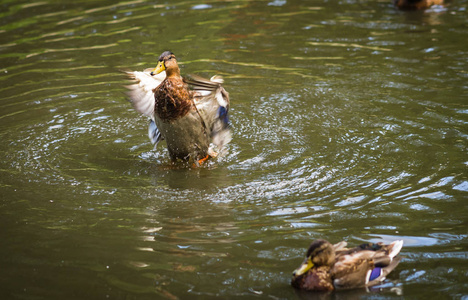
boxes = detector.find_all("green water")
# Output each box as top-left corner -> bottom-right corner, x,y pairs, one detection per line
0,0 -> 467,299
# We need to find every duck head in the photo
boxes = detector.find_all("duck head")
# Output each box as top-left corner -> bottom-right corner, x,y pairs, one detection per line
293,239 -> 335,276
151,51 -> 179,77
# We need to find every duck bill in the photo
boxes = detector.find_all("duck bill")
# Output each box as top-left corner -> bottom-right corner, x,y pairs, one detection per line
293,258 -> 314,276
150,61 -> 165,75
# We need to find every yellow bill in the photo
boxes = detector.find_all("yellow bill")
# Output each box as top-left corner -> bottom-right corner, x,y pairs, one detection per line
151,61 -> 165,75
293,257 -> 314,276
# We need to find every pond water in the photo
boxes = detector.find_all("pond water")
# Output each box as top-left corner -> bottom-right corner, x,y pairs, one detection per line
0,0 -> 467,299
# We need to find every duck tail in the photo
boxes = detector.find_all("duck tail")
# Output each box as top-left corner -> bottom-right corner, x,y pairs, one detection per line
366,240 -> 404,286
388,240 -> 404,259
367,256 -> 402,286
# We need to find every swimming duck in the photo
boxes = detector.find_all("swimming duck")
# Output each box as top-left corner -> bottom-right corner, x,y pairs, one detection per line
394,0 -> 444,10
125,51 -> 231,165
291,239 -> 403,291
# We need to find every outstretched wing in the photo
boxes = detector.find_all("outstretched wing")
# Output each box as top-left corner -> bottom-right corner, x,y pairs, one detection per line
184,74 -> 231,150
125,69 -> 166,145
124,69 -> 165,117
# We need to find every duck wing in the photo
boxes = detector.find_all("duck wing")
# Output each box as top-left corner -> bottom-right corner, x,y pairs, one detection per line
125,69 -> 165,117
333,241 -> 348,252
332,240 -> 403,289
125,70 -> 166,146
366,240 -> 403,286
184,74 -> 231,151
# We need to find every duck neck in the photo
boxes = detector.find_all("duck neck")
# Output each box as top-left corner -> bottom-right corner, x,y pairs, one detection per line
165,66 -> 182,80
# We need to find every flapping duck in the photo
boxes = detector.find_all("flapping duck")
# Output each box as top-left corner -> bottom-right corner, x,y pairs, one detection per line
125,51 -> 230,165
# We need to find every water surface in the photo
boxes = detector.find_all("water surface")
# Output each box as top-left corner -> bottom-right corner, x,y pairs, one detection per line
0,0 -> 467,299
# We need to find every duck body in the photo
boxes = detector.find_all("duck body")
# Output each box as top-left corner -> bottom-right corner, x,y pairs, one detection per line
125,51 -> 230,164
394,0 -> 444,10
291,239 -> 403,291
153,106 -> 210,162
151,64 -> 209,161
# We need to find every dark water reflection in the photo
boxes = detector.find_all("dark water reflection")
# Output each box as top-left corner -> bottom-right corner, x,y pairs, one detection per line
1,0 -> 467,299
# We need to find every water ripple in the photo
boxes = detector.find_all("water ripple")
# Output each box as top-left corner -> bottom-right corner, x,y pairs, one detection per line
0,0 -> 467,298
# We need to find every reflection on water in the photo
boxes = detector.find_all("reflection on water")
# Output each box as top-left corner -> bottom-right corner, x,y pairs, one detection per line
0,0 -> 467,299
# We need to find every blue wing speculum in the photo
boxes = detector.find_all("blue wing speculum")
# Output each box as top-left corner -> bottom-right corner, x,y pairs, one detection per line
148,119 -> 163,147
217,106 -> 230,129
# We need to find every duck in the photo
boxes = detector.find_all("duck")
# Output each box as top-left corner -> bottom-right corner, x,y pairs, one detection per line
291,239 -> 403,291
125,51 -> 231,165
394,0 -> 444,10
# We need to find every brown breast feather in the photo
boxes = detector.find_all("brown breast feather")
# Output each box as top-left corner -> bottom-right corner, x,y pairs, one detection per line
291,266 -> 334,291
153,77 -> 194,122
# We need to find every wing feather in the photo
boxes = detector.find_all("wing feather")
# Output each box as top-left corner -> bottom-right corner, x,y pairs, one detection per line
185,74 -> 231,150
125,70 -> 165,117
332,240 -> 404,289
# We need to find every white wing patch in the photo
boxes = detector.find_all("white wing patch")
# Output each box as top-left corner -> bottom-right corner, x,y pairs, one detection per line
125,70 -> 166,117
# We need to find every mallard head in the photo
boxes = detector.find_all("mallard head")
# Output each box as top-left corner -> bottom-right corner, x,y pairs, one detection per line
293,239 -> 335,276
151,51 -> 179,76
